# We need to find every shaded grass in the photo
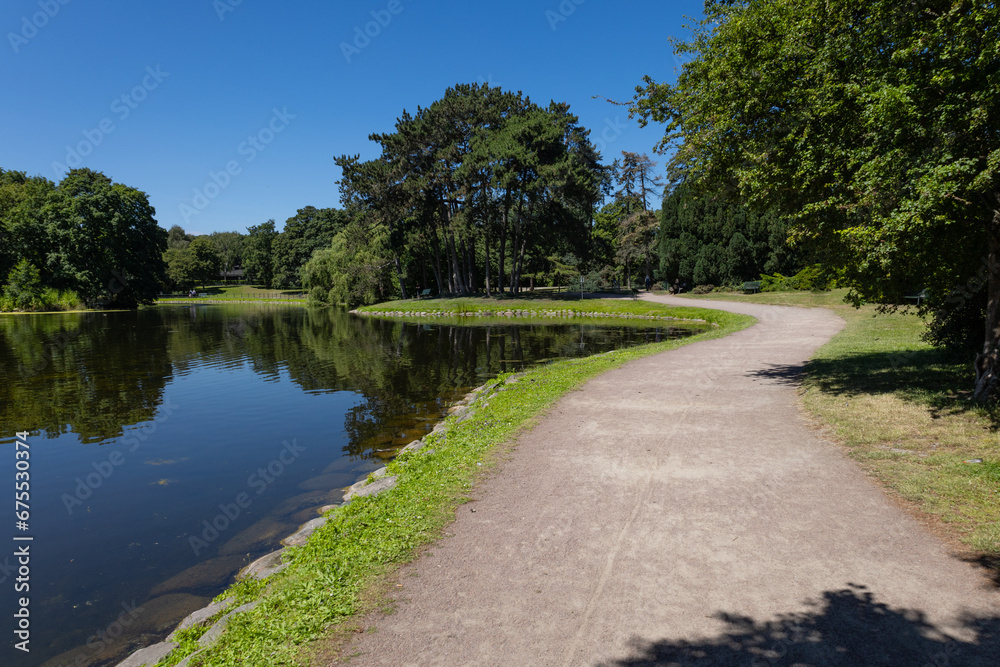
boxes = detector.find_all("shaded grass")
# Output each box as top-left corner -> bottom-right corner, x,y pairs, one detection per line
687,290 -> 1000,577
152,303 -> 754,666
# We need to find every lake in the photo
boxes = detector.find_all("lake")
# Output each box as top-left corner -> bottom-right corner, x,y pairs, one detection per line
0,304 -> 701,666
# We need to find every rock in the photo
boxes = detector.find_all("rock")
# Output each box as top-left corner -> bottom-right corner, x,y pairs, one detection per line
298,472 -> 356,492
116,641 -> 178,667
198,601 -> 260,648
237,549 -> 287,581
281,516 -> 328,547
217,517 -> 297,556
318,504 -> 340,514
175,649 -> 206,667
343,475 -> 398,502
168,597 -> 234,639
150,555 -> 246,596
399,439 -> 425,454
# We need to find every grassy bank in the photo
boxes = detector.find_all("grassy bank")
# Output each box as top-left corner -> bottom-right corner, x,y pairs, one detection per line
684,289 -> 1000,573
354,294 -> 716,321
153,301 -> 754,666
155,285 -> 307,304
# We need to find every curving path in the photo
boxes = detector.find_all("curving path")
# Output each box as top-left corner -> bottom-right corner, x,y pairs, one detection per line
340,295 -> 1000,666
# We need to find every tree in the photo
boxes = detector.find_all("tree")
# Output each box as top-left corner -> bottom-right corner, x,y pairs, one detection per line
271,207 -> 349,288
44,168 -> 166,308
631,0 -> 1000,400
167,225 -> 193,250
3,259 -> 43,310
243,220 -> 278,288
210,231 -> 244,283
302,214 -> 394,307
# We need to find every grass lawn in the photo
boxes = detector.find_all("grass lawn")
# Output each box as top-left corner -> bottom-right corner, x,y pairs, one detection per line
683,289 -> 1000,577
155,285 -> 307,303
151,299 -> 754,666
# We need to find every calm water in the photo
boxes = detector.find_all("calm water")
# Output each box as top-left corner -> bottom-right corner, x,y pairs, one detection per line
0,304 -> 701,666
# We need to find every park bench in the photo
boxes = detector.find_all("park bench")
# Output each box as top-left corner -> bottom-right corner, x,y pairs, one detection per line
742,281 -> 762,294
904,288 -> 929,305
418,289 -> 432,299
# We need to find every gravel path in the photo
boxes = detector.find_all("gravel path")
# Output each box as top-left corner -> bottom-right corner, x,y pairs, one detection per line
341,295 -> 1000,666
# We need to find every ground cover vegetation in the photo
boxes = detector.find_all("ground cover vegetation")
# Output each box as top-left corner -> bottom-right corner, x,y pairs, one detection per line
630,0 -> 1000,400
147,302 -> 754,667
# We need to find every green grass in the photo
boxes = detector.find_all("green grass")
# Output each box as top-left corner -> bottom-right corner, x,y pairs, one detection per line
153,302 -> 754,666
155,285 -> 307,304
356,295 -> 716,322
684,289 -> 1000,574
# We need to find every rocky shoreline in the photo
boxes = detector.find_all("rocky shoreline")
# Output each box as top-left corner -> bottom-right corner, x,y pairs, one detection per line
352,307 -> 708,324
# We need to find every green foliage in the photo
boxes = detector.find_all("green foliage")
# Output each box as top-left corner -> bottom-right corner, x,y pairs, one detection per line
271,207 -> 349,288
243,220 -> 278,288
209,231 -> 244,280
1,168 -> 166,309
658,184 -> 797,287
3,259 -> 43,310
630,0 -> 1000,397
303,216 -> 395,307
337,83 -> 605,298
760,265 -> 833,293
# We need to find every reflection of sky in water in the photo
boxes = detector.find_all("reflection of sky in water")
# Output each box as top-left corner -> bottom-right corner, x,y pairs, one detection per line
0,305 -> 702,666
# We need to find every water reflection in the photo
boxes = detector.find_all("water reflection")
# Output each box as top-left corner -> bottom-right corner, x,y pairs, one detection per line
0,304 -> 701,666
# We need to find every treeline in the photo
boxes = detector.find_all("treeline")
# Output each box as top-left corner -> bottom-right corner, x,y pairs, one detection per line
304,83 -> 801,306
161,207 -> 349,291
658,184 -> 798,288
0,168 -> 165,310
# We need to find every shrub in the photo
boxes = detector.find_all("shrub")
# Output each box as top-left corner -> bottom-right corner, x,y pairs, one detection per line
760,265 -> 832,292
691,284 -> 716,294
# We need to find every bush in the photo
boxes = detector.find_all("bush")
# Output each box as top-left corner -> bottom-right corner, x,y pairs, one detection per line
760,265 -> 832,292
3,259 -> 43,310
691,284 -> 716,294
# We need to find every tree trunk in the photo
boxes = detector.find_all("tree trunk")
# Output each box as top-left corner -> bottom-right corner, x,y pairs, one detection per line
484,233 -> 492,297
430,232 -> 445,294
975,223 -> 1000,402
393,253 -> 408,300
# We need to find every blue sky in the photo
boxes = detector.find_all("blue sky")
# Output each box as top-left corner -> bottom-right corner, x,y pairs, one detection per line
1,0 -> 704,236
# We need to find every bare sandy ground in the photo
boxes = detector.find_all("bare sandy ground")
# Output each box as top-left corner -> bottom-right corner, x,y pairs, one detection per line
340,295 -> 1000,666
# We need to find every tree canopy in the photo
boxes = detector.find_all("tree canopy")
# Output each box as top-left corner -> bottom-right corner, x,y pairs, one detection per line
1,167 -> 166,309
631,0 -> 999,399
320,84 -> 607,305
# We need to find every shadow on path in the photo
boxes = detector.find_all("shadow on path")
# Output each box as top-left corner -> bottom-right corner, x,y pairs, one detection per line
602,584 -> 1000,666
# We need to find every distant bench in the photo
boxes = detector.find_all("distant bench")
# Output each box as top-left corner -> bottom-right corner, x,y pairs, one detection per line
418,289 -> 432,299
742,281 -> 762,294
904,288 -> 929,305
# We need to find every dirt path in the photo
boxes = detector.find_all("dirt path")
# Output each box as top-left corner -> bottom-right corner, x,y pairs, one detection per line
340,295 -> 1000,666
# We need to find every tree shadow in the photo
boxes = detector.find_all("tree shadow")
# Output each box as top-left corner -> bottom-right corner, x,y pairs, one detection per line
601,584 -> 1000,666
747,348 -> 999,427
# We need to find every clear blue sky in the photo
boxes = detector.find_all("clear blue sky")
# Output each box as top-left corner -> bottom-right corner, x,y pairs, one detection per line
1,0 -> 704,236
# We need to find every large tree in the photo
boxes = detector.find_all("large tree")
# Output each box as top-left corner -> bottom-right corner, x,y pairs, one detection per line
44,169 -> 166,307
271,207 -> 350,288
631,0 -> 999,400
243,220 -> 278,288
